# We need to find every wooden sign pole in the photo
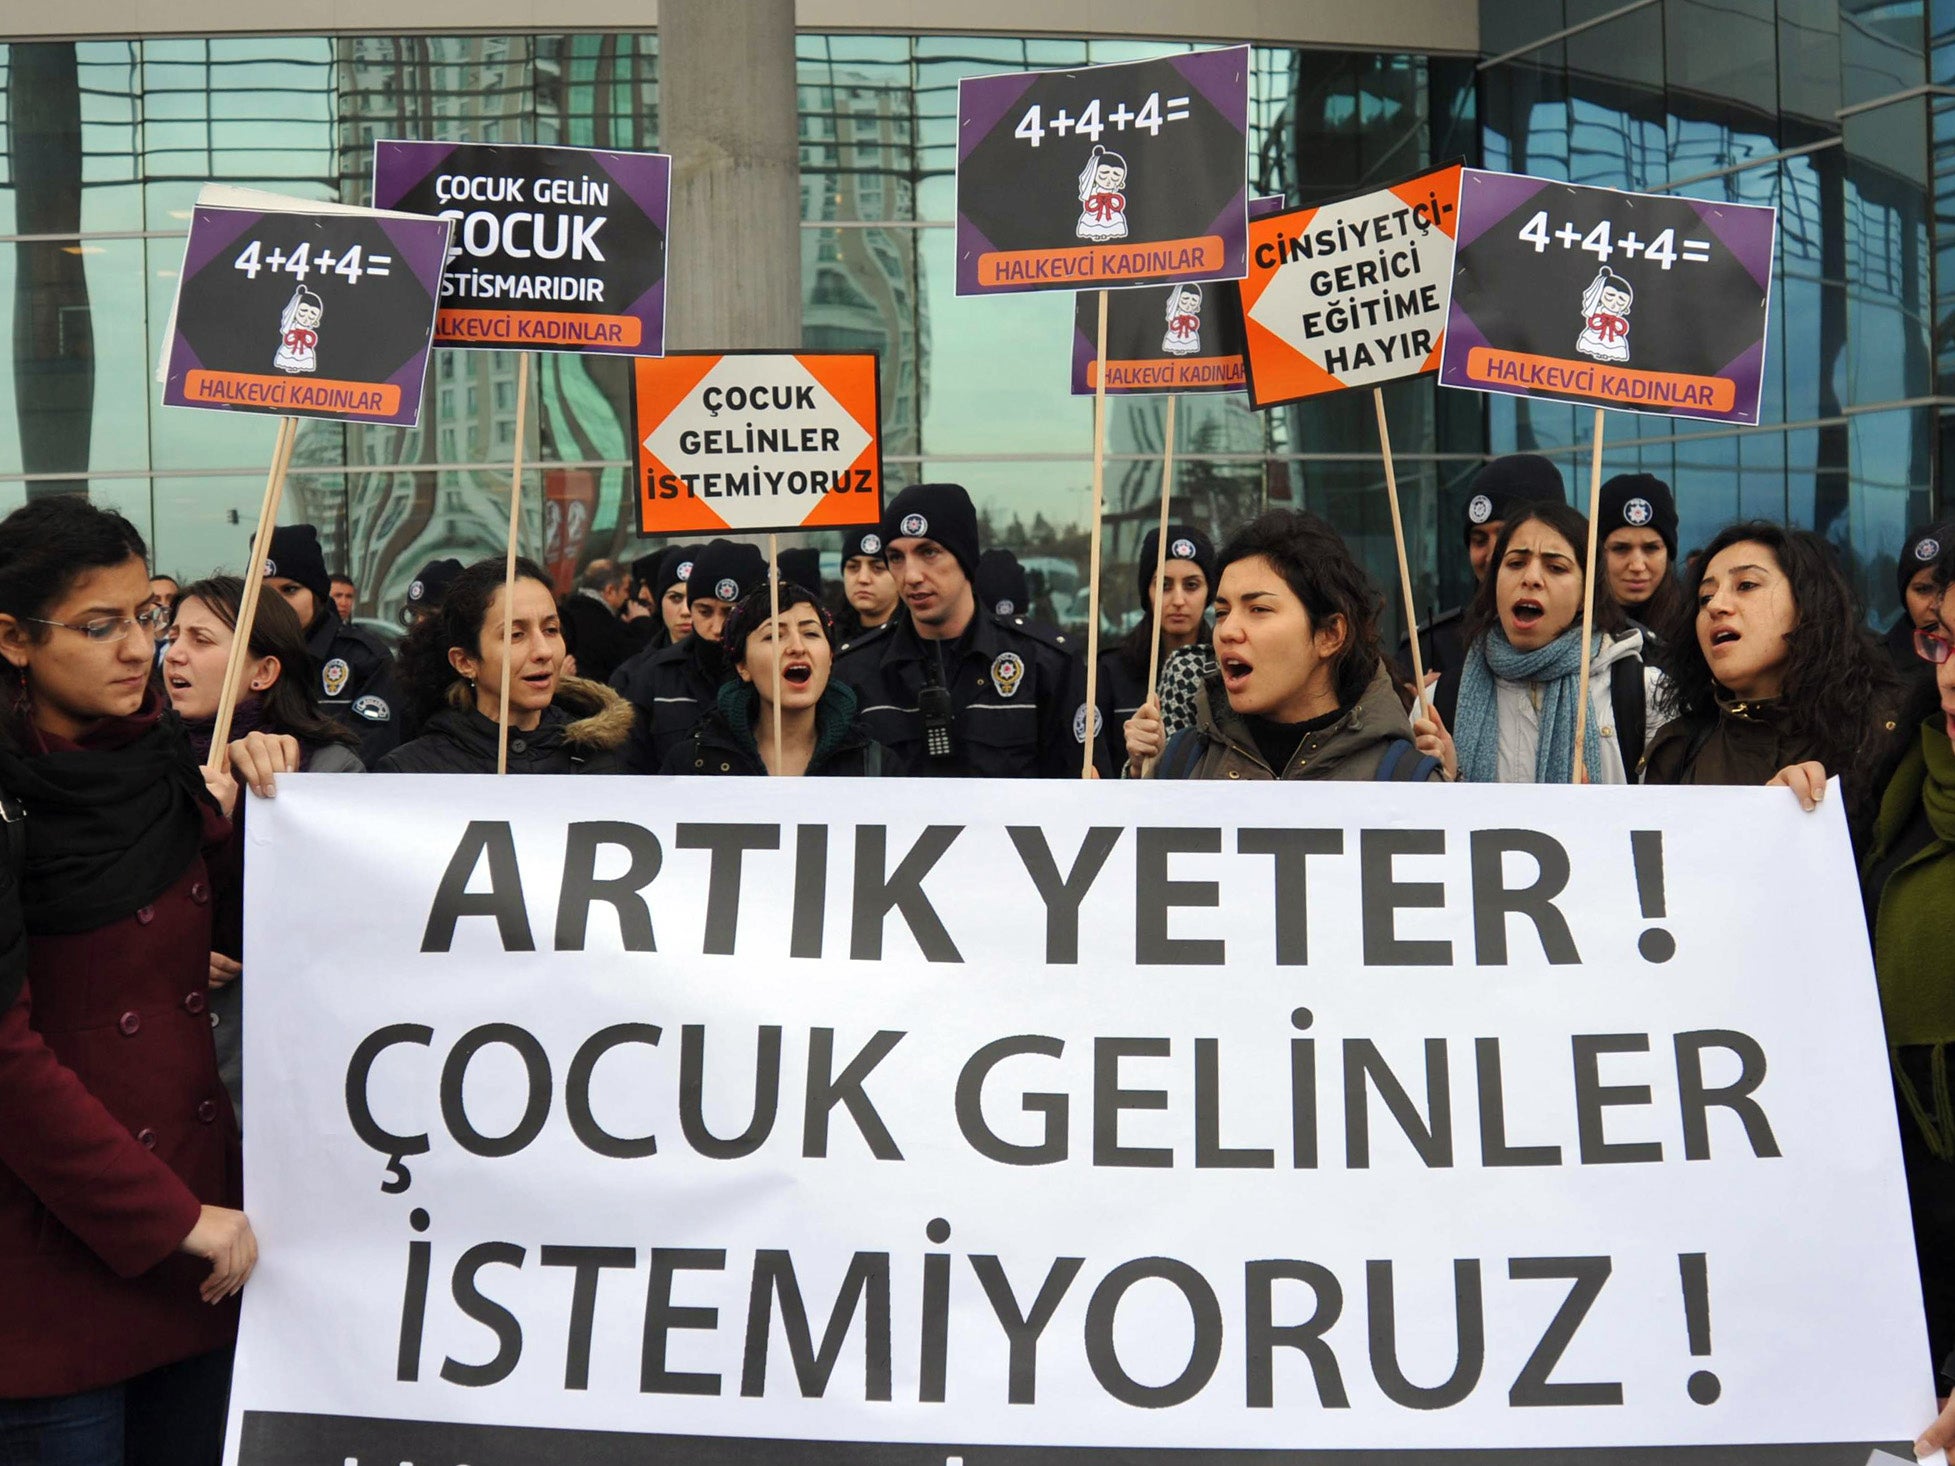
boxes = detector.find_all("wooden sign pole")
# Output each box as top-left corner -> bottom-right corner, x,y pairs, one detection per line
1372,387 -> 1429,716
495,351 -> 533,776
768,533 -> 784,773
1081,289 -> 1110,779
1570,407 -> 1607,781
206,414 -> 299,771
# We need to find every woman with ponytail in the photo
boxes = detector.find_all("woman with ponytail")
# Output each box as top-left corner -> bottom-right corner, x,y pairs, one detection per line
0,497 -> 257,1463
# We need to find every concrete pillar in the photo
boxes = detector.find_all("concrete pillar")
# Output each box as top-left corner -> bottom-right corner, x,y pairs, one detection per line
661,0 -> 803,352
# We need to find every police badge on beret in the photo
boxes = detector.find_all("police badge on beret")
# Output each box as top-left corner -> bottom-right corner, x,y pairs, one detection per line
262,559 -> 278,578
407,579 -> 427,603
1919,537 -> 1942,562
1170,537 -> 1197,561
677,559 -> 695,581
322,657 -> 351,698
1467,494 -> 1494,525
990,652 -> 1024,698
714,577 -> 739,602
860,533 -> 882,556
1625,497 -> 1654,527
900,513 -> 928,537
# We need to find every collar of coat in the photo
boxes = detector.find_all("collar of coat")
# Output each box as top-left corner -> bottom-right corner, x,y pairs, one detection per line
437,674 -> 634,754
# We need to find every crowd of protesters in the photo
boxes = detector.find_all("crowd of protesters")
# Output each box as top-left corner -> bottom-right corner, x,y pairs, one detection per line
3,456 -> 1955,1462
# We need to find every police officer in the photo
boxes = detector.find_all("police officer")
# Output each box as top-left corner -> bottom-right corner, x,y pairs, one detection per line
400,556 -> 464,631
1399,454 -> 1565,686
612,537 -> 765,773
832,482 -> 1099,778
835,526 -> 897,641
261,523 -> 401,765
1096,523 -> 1215,772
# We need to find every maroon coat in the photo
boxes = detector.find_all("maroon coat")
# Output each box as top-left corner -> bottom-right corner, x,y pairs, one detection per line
0,788 -> 242,1397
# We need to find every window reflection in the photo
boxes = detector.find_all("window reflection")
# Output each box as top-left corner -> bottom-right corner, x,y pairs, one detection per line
0,20 -> 1942,626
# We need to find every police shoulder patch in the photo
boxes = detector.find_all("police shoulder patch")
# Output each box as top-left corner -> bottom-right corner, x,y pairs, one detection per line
352,694 -> 391,723
1073,702 -> 1100,743
321,657 -> 351,698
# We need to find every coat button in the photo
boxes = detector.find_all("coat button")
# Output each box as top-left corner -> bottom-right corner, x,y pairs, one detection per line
189,882 -> 209,905
1601,725 -> 1615,738
719,762 -> 731,772
183,991 -> 206,1015
197,1099 -> 218,1124
512,739 -> 527,754
136,1128 -> 157,1149
1227,770 -> 1240,779
118,1011 -> 141,1036
135,905 -> 155,925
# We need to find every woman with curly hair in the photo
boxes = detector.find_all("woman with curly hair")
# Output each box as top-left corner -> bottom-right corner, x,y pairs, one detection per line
377,557 -> 631,775
1642,521 -> 1905,838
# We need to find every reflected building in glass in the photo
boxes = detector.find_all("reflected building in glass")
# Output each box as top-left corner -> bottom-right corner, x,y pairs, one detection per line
0,7 -> 1944,639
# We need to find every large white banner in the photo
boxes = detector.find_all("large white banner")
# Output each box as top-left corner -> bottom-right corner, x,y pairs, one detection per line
227,776 -> 1932,1465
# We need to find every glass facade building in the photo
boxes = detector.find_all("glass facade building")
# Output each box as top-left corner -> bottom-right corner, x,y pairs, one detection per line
0,5 -> 1943,638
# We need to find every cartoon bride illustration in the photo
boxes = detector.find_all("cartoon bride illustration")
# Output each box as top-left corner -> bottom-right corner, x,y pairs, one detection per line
1162,282 -> 1203,355
1075,145 -> 1129,243
1576,268 -> 1632,363
274,286 -> 323,374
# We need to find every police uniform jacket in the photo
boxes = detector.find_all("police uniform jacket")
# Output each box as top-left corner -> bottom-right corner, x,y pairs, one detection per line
832,609 -> 1101,778
306,609 -> 401,766
613,633 -> 729,774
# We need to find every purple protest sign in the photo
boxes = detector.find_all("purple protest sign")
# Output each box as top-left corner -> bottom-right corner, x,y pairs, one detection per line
373,140 -> 670,357
1067,196 -> 1284,396
956,46 -> 1249,297
1438,169 -> 1777,425
161,205 -> 450,427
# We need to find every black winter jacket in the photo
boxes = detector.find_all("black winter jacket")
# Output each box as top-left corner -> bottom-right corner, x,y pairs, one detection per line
375,676 -> 632,774
661,679 -> 887,776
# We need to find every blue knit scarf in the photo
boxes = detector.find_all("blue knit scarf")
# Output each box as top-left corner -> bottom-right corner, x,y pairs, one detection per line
1454,625 -> 1605,785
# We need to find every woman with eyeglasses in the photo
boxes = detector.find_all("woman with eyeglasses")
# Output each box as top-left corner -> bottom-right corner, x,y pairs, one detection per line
1864,538 -> 1955,1402
1642,522 -> 1904,841
0,498 -> 257,1463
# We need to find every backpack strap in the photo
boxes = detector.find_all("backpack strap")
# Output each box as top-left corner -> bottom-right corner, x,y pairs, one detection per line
1160,726 -> 1204,779
1375,737 -> 1441,783
1609,656 -> 1647,778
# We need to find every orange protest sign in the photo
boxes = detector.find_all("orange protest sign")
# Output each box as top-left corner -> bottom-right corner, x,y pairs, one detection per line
632,352 -> 883,536
1239,164 -> 1461,408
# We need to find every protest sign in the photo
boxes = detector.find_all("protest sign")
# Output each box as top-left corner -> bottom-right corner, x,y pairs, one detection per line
1239,164 -> 1462,409
631,351 -> 882,535
160,197 -> 449,427
227,776 -> 1930,1465
1069,196 -> 1284,396
956,46 -> 1249,296
1438,169 -> 1776,424
373,140 -> 670,355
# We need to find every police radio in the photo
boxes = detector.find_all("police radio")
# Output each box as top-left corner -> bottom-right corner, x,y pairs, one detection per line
919,684 -> 956,760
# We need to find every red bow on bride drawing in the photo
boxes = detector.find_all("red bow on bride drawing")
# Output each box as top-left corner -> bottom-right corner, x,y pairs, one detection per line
284,327 -> 318,351
1083,192 -> 1125,222
1169,313 -> 1199,335
1585,312 -> 1628,344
